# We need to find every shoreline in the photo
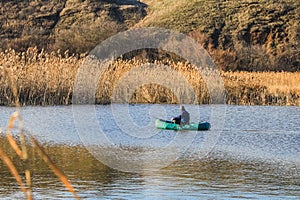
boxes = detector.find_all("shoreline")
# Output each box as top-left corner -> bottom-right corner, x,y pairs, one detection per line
1,49 -> 299,106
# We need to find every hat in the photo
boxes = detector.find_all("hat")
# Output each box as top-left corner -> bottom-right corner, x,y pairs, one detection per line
180,105 -> 185,111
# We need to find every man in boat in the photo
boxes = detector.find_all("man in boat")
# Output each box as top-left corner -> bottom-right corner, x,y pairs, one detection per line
171,105 -> 190,126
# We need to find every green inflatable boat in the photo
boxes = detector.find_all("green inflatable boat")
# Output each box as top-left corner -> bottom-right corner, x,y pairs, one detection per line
155,119 -> 211,131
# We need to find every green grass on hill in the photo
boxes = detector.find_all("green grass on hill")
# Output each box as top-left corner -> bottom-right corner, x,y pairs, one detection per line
139,0 -> 300,49
136,0 -> 300,71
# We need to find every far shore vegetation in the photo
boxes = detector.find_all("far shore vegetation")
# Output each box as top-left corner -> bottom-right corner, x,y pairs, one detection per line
1,48 -> 299,106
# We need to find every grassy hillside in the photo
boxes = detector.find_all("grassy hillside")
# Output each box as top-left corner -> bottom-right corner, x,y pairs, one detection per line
138,0 -> 300,71
0,0 -> 299,71
139,0 -> 299,48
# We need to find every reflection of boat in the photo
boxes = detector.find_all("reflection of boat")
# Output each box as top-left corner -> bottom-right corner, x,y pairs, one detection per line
155,119 -> 211,131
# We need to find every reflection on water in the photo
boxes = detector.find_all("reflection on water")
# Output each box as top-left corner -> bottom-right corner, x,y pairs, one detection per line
0,105 -> 299,199
0,142 -> 298,199
0,144 -> 298,199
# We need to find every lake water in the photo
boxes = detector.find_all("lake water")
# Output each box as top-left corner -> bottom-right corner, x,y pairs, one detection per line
0,104 -> 299,199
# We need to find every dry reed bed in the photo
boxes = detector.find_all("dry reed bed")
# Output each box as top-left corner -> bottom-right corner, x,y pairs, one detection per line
0,48 -> 299,106
223,71 -> 300,105
0,48 -> 81,106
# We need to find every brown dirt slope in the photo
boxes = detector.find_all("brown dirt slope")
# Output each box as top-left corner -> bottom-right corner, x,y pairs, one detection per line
0,0 -> 146,52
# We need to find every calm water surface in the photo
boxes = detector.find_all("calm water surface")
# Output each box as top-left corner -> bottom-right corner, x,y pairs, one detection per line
0,104 -> 299,199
